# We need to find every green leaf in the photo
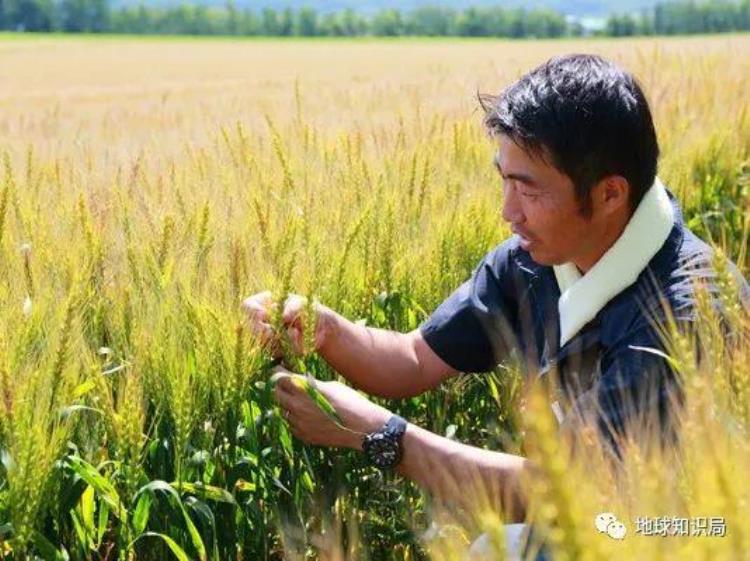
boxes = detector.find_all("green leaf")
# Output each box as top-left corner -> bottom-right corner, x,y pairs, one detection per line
134,479 -> 177,501
271,477 -> 292,497
171,481 -> 236,504
70,512 -> 89,553
74,485 -> 95,548
234,479 -> 256,492
132,492 -> 152,536
80,485 -> 95,533
102,363 -> 127,376
66,457 -> 127,524
72,379 -> 97,398
59,405 -> 104,420
185,497 -> 218,559
131,532 -> 190,561
180,502 -> 207,560
133,480 -> 207,561
301,374 -> 344,425
272,372 -> 344,427
300,470 -> 314,493
32,531 -> 69,561
96,501 -> 109,546
279,422 -> 293,457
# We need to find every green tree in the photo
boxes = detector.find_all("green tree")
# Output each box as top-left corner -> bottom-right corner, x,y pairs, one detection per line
340,8 -> 365,35
508,8 -> 527,38
260,7 -> 278,35
191,5 -> 213,34
135,4 -> 152,33
455,7 -> 489,36
530,9 -> 567,37
278,6 -> 293,35
319,12 -> 341,35
225,0 -> 238,34
406,5 -> 454,36
238,8 -> 259,35
6,0 -> 56,31
60,0 -> 110,32
606,13 -> 638,36
372,8 -> 403,36
295,6 -> 317,36
482,7 -> 511,36
4,0 -> 746,39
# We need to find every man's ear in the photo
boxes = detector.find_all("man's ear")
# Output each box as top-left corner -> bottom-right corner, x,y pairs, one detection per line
593,176 -> 630,216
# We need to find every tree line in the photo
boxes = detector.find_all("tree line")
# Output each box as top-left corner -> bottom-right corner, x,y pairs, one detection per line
1,0 -> 749,37
607,0 -> 750,35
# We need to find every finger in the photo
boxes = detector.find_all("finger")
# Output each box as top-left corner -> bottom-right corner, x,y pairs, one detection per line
241,291 -> 272,312
274,385 -> 295,410
247,323 -> 283,358
250,290 -> 273,306
241,291 -> 274,319
281,408 -> 298,429
273,379 -> 294,399
286,326 -> 304,355
248,321 -> 274,341
270,369 -> 300,394
282,294 -> 307,325
242,305 -> 269,325
285,410 -> 300,426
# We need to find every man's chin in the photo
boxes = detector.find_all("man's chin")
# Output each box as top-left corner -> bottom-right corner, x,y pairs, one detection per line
527,248 -> 563,266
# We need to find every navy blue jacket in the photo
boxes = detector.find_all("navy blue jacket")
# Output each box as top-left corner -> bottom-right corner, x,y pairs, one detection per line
419,195 -> 749,450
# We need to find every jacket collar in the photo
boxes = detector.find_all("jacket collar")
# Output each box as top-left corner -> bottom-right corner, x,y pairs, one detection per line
553,178 -> 675,347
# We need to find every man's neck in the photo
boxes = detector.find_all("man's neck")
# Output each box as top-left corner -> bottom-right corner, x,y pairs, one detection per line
572,211 -> 631,274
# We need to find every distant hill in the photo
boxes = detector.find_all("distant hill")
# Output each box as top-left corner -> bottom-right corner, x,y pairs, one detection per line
112,0 -> 657,18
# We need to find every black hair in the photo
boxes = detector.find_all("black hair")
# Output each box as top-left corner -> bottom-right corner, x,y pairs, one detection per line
480,54 -> 659,216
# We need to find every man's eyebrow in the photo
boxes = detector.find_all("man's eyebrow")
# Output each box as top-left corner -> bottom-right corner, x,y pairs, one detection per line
493,153 -> 538,186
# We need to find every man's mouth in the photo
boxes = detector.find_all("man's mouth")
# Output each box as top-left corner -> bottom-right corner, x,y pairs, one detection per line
511,226 -> 534,250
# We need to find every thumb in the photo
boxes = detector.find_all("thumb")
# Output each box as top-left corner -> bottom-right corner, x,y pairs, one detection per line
270,366 -> 302,393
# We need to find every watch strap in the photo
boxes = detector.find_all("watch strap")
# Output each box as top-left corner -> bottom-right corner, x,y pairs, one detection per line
383,415 -> 407,439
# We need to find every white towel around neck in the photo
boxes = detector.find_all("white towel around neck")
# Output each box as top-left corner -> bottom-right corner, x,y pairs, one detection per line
553,178 -> 674,347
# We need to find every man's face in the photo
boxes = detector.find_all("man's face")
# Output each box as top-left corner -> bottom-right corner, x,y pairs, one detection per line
495,135 -> 602,268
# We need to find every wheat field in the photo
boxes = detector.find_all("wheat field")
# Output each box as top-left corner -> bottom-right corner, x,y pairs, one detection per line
0,33 -> 748,560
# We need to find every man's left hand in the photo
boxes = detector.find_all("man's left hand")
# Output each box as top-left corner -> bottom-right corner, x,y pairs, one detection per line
272,367 -> 392,450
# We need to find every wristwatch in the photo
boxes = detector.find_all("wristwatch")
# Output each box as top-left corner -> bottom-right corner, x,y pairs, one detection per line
362,415 -> 407,469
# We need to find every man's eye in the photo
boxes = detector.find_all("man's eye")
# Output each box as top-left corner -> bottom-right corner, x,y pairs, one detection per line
502,178 -> 517,191
521,191 -> 538,199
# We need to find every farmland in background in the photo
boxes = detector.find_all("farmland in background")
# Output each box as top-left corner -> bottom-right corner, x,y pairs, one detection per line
0,34 -> 748,560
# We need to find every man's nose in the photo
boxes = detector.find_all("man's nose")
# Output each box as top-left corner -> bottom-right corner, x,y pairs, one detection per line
501,184 -> 524,224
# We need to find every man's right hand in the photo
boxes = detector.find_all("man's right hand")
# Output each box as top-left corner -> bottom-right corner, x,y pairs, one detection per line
241,291 -> 331,357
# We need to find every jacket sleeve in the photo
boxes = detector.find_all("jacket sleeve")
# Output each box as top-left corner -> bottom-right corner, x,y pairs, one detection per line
419,240 -> 522,373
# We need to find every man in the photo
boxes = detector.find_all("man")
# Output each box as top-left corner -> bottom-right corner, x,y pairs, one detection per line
243,54 -> 747,547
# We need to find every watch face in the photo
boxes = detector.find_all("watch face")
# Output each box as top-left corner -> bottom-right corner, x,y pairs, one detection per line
363,433 -> 401,469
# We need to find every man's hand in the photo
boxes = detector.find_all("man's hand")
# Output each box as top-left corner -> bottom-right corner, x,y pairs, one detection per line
272,367 -> 528,521
272,367 -> 391,449
241,291 -> 333,357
